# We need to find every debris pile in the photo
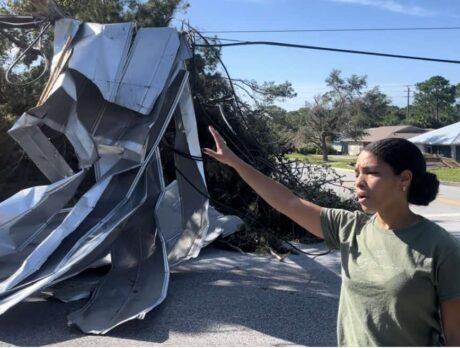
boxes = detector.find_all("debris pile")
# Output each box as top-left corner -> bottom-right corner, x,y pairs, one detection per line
0,18 -> 242,334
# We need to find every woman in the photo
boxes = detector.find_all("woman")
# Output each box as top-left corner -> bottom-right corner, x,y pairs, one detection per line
203,126 -> 460,346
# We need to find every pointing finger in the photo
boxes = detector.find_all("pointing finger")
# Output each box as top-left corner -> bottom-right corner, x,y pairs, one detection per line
209,126 -> 226,147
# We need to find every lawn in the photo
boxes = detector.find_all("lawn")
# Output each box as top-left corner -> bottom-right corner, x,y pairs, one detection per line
286,153 -> 460,183
286,153 -> 357,170
428,167 -> 460,183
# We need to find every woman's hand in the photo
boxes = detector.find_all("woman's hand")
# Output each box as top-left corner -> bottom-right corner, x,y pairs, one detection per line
202,126 -> 324,239
202,126 -> 241,168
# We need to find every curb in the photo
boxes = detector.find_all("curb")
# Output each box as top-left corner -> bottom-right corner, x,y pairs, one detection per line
440,180 -> 460,187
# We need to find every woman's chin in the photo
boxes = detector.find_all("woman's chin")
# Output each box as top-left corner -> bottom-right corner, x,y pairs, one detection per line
359,202 -> 375,213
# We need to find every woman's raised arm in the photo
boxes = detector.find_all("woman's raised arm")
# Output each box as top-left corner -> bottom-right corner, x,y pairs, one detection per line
202,126 -> 324,239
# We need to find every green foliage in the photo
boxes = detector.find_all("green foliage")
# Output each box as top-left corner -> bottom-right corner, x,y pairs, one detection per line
296,143 -> 338,155
382,105 -> 407,126
189,45 -> 359,251
361,87 -> 391,127
410,76 -> 458,128
125,0 -> 189,28
280,70 -> 376,161
232,79 -> 296,107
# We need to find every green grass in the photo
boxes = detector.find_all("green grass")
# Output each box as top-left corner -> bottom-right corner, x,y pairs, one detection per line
286,153 -> 357,170
287,153 -> 460,183
429,168 -> 460,183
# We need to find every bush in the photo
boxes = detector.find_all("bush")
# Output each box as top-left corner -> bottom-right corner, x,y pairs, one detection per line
297,144 -> 319,155
297,143 -> 339,156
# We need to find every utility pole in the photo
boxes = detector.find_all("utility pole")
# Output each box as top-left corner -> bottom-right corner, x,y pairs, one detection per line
405,85 -> 411,119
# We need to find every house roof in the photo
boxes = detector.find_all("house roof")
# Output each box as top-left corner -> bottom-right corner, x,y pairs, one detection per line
343,125 -> 427,143
409,122 -> 460,145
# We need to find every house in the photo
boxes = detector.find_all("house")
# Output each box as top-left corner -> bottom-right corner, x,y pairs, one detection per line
341,125 -> 428,156
409,121 -> 460,161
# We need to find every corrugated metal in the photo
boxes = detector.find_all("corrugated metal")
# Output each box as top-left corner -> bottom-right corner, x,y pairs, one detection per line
409,122 -> 460,145
114,28 -> 180,115
67,22 -> 135,105
0,20 -> 240,335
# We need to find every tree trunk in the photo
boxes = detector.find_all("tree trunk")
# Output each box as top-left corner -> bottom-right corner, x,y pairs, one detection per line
436,102 -> 439,124
321,135 -> 329,161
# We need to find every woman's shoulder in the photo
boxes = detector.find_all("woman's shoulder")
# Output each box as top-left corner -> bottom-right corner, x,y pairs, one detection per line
321,208 -> 372,238
322,207 -> 371,225
417,217 -> 460,253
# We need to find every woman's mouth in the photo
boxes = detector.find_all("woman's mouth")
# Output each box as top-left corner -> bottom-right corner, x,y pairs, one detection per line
356,192 -> 368,203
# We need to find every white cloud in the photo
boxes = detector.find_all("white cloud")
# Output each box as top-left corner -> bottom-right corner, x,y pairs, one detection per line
330,0 -> 436,16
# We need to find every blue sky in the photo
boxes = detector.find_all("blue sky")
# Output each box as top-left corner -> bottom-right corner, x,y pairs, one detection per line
172,0 -> 460,110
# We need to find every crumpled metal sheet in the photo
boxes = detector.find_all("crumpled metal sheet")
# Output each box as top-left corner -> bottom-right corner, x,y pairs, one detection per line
114,27 -> 180,115
0,19 -> 241,335
9,71 -> 99,181
0,170 -> 85,258
58,19 -> 182,115
8,113 -> 75,182
167,81 -> 210,266
0,211 -> 68,282
67,152 -> 169,334
66,21 -> 135,107
0,171 -> 110,293
157,180 -> 244,252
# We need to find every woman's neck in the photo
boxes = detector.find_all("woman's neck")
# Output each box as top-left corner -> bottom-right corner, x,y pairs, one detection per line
376,206 -> 420,230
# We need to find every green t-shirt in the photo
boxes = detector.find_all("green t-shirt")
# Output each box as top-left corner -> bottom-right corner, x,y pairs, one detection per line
321,208 -> 460,347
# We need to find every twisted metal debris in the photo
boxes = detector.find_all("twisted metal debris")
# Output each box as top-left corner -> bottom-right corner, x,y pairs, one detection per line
0,18 -> 242,334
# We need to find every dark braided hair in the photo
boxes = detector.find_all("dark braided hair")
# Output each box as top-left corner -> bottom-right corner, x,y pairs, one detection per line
364,138 -> 439,206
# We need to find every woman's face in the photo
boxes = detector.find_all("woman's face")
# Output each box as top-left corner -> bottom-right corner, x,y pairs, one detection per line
354,150 -> 407,213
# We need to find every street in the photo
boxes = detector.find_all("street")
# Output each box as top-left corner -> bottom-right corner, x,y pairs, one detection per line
0,245 -> 340,347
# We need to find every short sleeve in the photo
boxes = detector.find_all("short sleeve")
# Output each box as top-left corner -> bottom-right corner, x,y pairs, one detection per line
436,245 -> 460,302
320,208 -> 369,250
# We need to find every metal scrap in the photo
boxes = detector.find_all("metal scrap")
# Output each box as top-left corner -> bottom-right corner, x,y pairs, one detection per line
0,18 -> 243,334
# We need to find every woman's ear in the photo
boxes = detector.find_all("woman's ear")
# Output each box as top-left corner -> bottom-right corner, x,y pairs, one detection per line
399,169 -> 413,191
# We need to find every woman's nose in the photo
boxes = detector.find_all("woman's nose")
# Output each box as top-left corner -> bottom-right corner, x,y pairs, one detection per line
355,173 -> 365,187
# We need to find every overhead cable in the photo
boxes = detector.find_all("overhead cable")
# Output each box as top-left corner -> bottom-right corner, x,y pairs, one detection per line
194,41 -> 460,64
200,26 -> 460,34
5,21 -> 51,85
0,15 -> 45,28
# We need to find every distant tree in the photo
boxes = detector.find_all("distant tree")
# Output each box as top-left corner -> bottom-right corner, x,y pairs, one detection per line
266,106 -> 308,151
232,79 -> 296,108
361,87 -> 391,127
289,70 -> 374,161
410,76 -> 458,128
381,105 -> 407,126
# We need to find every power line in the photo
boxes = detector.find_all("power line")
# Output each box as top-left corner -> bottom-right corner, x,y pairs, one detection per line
200,26 -> 460,34
205,37 -> 245,43
194,40 -> 460,64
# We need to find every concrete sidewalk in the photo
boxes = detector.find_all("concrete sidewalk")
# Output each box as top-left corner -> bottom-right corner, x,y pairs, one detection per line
0,244 -> 340,347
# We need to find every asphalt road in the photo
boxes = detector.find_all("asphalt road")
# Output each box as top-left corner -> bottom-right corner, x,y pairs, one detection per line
0,245 -> 340,347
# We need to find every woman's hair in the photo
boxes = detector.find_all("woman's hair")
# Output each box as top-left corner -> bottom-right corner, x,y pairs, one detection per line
364,138 -> 439,206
